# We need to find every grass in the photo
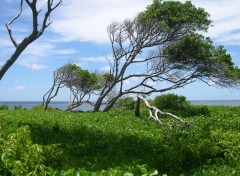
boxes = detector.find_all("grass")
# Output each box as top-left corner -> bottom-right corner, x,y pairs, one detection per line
0,106 -> 240,175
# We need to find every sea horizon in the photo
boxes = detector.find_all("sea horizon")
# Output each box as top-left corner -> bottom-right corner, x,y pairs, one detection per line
1,100 -> 240,110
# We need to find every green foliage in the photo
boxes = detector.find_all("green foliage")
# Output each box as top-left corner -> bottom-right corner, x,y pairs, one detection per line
0,105 -> 8,110
0,106 -> 239,175
163,34 -> 240,87
68,64 -> 99,89
115,97 -> 136,110
137,1 -> 240,88
0,126 -> 48,175
101,73 -> 114,82
13,105 -> 26,110
31,105 -> 55,111
153,93 -> 209,116
138,0 -> 211,31
154,93 -> 186,110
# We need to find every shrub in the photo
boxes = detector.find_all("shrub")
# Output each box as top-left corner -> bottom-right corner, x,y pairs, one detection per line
0,126 -> 48,175
31,105 -> 55,111
0,105 -> 8,110
153,93 -> 209,117
154,93 -> 187,111
114,97 -> 136,110
13,105 -> 26,110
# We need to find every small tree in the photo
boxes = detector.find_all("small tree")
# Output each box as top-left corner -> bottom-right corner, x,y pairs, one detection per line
42,63 -> 110,111
0,0 -> 63,80
42,62 -> 73,110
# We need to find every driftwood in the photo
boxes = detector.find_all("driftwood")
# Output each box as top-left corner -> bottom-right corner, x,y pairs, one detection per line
136,94 -> 187,126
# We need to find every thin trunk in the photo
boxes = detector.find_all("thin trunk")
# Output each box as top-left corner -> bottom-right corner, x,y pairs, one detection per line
103,94 -> 122,111
93,97 -> 104,111
135,95 -> 141,117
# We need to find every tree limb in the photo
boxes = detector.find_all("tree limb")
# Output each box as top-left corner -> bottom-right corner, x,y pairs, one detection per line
137,94 -> 187,125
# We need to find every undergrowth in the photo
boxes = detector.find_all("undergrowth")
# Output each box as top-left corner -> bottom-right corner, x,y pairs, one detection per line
0,106 -> 239,175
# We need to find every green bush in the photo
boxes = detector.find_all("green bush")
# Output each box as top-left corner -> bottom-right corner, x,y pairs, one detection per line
0,126 -> 48,175
0,105 -> 8,110
0,125 -> 65,175
31,105 -> 56,111
154,93 -> 187,111
153,93 -> 209,116
13,105 -> 26,110
114,97 -> 136,110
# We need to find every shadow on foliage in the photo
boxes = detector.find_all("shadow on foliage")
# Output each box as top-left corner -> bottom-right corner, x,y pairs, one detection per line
20,119 -> 221,174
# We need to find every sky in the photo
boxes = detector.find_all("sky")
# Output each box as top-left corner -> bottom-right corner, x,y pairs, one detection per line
0,0 -> 240,101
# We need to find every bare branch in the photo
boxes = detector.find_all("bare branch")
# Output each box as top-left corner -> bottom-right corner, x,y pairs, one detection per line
5,0 -> 23,47
137,94 -> 187,126
1,0 -> 62,80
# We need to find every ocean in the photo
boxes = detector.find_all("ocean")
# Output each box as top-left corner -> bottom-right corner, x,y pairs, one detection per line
1,100 -> 240,110
0,101 -> 93,111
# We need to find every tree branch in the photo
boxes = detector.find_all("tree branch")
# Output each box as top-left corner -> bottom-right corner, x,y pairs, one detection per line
137,94 -> 187,126
5,0 -> 23,48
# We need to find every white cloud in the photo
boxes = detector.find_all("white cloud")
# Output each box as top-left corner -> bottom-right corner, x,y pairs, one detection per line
28,63 -> 48,70
53,49 -> 78,55
189,0 -> 240,45
23,42 -> 56,58
19,60 -> 48,70
15,85 -> 26,90
51,0 -> 151,44
50,0 -> 240,46
101,65 -> 111,72
78,56 -> 109,63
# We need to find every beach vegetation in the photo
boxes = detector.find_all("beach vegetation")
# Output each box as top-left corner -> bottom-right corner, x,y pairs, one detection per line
0,105 -> 239,175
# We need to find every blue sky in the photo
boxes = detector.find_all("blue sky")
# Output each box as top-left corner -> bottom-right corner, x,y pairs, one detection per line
0,0 -> 240,101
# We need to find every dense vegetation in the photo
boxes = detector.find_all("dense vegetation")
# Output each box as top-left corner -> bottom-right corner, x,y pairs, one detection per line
153,94 -> 210,117
0,104 -> 240,175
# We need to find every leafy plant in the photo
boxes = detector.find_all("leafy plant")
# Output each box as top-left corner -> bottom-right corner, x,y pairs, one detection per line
153,93 -> 209,116
0,105 -> 8,110
114,97 -> 136,110
0,106 -> 239,175
0,126 -> 48,175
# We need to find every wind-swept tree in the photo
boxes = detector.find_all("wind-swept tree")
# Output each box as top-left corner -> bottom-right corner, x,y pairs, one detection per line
42,63 -> 112,111
45,0 -> 240,112
93,0 -> 240,111
0,0 -> 63,80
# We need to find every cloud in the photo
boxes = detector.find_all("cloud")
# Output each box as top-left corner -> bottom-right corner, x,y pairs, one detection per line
50,0 -> 240,46
189,0 -> 240,45
79,56 -> 108,63
24,63 -> 48,70
15,85 -> 26,90
101,65 -> 111,72
51,0 -> 151,44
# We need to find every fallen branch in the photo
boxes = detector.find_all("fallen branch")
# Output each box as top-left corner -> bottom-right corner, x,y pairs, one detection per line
137,94 -> 187,126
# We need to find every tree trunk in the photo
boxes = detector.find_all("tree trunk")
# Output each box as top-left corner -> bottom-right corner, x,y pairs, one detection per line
103,94 -> 122,111
0,44 -> 28,80
93,97 -> 104,111
135,95 -> 141,117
